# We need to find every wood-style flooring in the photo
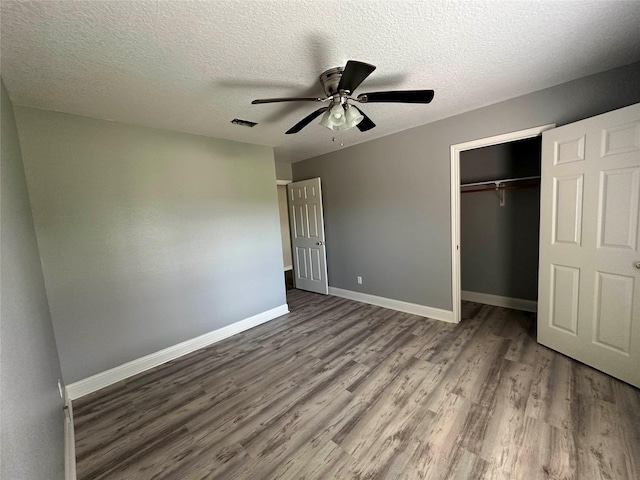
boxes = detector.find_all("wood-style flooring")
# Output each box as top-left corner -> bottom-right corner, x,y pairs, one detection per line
73,290 -> 640,479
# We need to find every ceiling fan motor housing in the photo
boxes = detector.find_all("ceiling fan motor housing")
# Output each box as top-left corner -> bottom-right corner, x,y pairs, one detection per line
319,67 -> 345,96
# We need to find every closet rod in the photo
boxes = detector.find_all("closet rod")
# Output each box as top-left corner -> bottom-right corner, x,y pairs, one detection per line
460,175 -> 540,188
460,183 -> 540,194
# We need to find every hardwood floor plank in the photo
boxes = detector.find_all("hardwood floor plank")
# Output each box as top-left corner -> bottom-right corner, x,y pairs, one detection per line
613,381 -> 640,477
419,305 -> 492,366
76,382 -> 211,474
239,382 -> 351,458
448,333 -> 511,402
73,290 -> 640,479
272,440 -> 355,480
172,442 -> 254,480
484,415 -> 577,480
228,391 -> 354,480
472,360 -> 535,468
401,393 -> 480,480
356,317 -> 424,368
457,359 -> 532,459
336,356 -> 435,459
573,361 -> 616,404
186,376 -> 301,445
525,350 -> 574,430
572,392 -> 635,479
332,343 -> 433,448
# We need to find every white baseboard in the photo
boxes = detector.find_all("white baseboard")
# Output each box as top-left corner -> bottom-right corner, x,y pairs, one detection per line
461,290 -> 537,312
66,304 -> 289,400
328,287 -> 455,323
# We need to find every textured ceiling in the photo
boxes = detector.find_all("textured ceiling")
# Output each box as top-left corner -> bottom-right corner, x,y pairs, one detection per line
2,1 -> 640,163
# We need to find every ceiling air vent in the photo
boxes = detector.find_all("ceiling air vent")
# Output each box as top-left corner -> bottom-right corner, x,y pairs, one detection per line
231,118 -> 258,127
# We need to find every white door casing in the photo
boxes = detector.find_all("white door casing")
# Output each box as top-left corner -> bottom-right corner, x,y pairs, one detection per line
288,178 -> 329,294
538,103 -> 640,387
450,124 -> 555,323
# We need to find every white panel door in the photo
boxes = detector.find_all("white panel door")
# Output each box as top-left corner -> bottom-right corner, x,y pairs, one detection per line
288,178 -> 329,294
538,103 -> 640,387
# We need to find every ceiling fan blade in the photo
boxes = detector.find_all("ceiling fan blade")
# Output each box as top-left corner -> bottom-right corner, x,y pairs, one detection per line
357,90 -> 435,104
252,97 -> 323,104
353,107 -> 376,132
285,107 -> 329,134
337,60 -> 376,93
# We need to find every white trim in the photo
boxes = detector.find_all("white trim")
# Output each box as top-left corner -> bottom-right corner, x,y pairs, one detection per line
64,391 -> 76,480
450,124 -> 555,323
276,179 -> 292,185
450,148 -> 461,324
329,287 -> 455,323
461,290 -> 537,312
66,304 -> 289,400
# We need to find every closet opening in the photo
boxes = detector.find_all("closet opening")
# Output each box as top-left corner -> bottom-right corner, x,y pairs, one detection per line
460,137 -> 541,311
450,124 -> 555,323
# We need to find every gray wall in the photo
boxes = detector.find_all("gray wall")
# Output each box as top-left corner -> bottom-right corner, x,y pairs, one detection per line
1,81 -> 65,478
459,138 -> 541,183
292,61 -> 640,311
275,161 -> 293,181
460,139 -> 541,300
15,108 -> 286,383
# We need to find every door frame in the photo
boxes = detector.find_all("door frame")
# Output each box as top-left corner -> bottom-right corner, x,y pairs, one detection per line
276,179 -> 293,294
276,179 -> 293,271
449,124 -> 555,323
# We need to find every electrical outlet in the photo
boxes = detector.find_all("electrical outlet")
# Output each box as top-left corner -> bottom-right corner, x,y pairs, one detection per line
357,276 -> 363,285
57,379 -> 64,399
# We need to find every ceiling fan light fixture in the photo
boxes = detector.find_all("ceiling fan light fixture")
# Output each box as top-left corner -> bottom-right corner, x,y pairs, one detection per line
320,102 -> 365,131
328,103 -> 346,126
319,110 -> 334,129
344,105 -> 364,128
320,103 -> 349,130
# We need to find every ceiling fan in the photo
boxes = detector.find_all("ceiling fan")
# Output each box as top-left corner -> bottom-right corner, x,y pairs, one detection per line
251,60 -> 435,134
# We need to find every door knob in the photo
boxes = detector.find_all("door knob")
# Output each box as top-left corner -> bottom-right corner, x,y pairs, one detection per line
316,241 -> 323,246
635,261 -> 640,269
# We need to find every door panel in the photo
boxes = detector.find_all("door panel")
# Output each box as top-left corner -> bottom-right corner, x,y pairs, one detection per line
549,264 -> 580,335
288,178 -> 329,294
593,272 -> 633,353
554,135 -> 585,164
307,204 -> 320,238
552,174 -> 583,245
601,122 -> 640,156
538,103 -> 640,387
295,247 -> 308,279
597,167 -> 639,249
292,205 -> 305,237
